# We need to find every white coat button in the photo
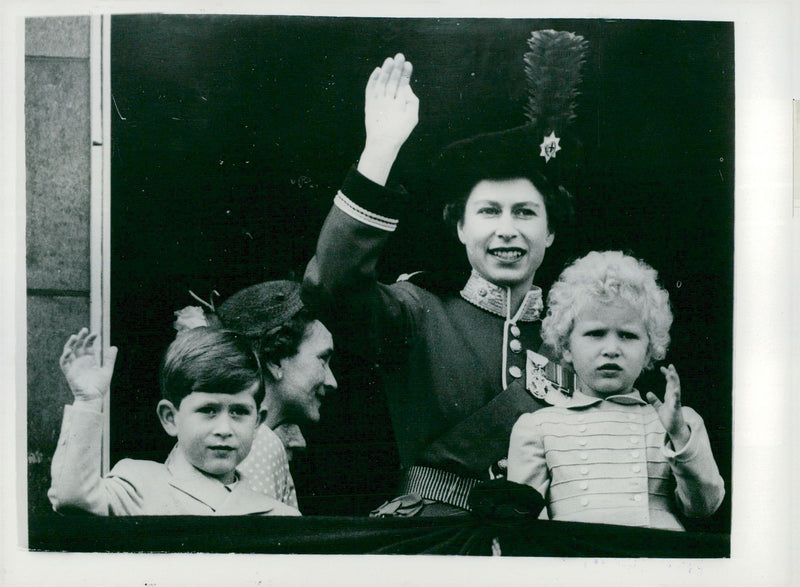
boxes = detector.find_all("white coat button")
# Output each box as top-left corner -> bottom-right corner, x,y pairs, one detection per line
509,366 -> 522,379
632,465 -> 641,473
630,436 -> 639,444
580,452 -> 588,461
578,438 -> 587,446
581,498 -> 589,507
634,494 -> 643,502
580,482 -> 588,490
510,324 -> 520,337
580,467 -> 589,475
509,339 -> 522,353
631,451 -> 640,459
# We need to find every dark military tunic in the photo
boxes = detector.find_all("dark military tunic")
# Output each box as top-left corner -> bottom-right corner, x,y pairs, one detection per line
303,168 -> 549,508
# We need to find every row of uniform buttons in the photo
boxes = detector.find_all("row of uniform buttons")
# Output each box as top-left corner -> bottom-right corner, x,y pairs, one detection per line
627,413 -> 644,479
575,412 -> 640,422
578,494 -> 644,507
627,413 -> 643,451
572,410 -> 646,506
508,323 -> 523,379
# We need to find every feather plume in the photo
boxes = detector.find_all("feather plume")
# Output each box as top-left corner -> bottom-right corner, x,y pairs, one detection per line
524,30 -> 588,135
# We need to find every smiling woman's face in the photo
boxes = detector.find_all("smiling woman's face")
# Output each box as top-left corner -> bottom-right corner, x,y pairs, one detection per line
273,320 -> 337,425
457,178 -> 554,298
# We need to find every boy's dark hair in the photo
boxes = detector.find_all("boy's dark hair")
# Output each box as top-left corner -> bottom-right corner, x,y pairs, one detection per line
436,125 -> 575,237
159,327 -> 264,408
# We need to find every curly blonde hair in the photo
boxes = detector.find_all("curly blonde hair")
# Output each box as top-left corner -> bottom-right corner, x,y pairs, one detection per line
541,251 -> 673,369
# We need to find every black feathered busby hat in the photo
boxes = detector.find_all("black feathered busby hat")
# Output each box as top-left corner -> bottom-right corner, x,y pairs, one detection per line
437,30 -> 588,237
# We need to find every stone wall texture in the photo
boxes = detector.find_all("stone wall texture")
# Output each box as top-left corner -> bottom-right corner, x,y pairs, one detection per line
25,16 -> 92,516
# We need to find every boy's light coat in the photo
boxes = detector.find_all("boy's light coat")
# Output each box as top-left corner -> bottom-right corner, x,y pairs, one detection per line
48,405 -> 300,516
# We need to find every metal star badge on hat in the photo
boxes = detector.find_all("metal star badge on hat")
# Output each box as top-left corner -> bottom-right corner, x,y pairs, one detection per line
539,131 -> 562,162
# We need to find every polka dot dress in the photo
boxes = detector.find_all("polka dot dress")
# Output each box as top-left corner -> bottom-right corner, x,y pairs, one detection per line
238,424 -> 298,509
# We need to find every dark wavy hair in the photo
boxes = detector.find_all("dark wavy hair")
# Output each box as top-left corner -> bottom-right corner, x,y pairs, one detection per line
442,170 -> 574,236
159,327 -> 264,408
256,307 -> 317,378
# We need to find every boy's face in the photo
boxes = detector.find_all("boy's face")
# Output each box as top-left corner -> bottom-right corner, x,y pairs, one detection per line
158,381 -> 263,484
563,299 -> 649,398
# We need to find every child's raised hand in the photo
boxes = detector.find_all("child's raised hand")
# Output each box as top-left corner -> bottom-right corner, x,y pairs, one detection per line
646,364 -> 691,451
60,328 -> 118,404
358,53 -> 419,186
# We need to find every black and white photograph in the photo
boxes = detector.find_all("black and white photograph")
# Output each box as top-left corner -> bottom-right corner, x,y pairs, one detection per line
2,1 -> 797,585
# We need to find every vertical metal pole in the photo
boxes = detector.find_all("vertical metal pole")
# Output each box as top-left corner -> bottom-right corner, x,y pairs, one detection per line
102,14 -> 113,475
90,14 -> 112,474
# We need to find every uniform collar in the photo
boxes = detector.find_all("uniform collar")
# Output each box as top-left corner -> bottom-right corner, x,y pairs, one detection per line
460,270 -> 543,322
543,387 -> 647,409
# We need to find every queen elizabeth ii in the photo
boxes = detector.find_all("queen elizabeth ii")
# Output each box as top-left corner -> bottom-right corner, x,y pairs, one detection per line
303,50 -> 579,516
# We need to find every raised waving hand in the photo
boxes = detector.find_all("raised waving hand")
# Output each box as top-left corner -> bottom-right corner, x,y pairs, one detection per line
358,53 -> 419,186
60,328 -> 118,408
646,364 -> 691,451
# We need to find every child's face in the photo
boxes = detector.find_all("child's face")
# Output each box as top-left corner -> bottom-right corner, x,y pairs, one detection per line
160,382 -> 263,484
563,299 -> 649,398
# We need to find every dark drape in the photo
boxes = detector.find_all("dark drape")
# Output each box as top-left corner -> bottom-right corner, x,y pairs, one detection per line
29,513 -> 728,557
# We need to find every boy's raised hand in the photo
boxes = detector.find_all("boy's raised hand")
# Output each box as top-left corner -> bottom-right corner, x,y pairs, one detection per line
60,328 -> 118,406
358,53 -> 419,186
646,364 -> 691,451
